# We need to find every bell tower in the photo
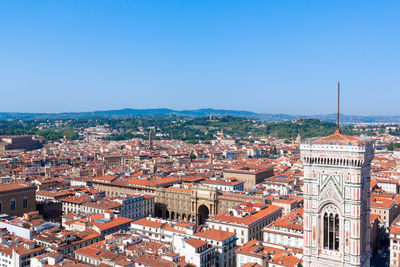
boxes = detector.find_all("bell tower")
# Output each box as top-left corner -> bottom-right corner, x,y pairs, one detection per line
301,82 -> 374,266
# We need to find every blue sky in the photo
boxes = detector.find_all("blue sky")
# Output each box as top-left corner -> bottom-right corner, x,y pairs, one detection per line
0,1 -> 399,115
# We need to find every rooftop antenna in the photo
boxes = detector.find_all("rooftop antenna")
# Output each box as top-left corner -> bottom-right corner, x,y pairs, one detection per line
336,81 -> 341,134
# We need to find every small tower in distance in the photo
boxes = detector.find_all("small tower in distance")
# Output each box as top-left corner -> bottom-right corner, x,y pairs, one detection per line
148,130 -> 153,150
295,134 -> 302,144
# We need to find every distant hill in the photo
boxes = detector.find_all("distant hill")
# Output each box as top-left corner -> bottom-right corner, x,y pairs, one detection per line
0,108 -> 399,123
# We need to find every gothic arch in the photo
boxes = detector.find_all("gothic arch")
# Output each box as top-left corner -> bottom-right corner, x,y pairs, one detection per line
319,203 -> 342,252
319,200 -> 343,216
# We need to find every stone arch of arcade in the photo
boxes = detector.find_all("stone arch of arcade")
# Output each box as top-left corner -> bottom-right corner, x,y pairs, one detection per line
163,209 -> 193,222
191,188 -> 218,225
198,205 -> 210,225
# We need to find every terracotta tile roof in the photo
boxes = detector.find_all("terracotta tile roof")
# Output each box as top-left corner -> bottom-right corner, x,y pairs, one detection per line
185,238 -> 208,248
390,215 -> 400,235
308,129 -> 361,145
0,183 -> 33,192
128,176 -> 181,187
60,195 -> 90,204
161,224 -> 187,234
236,240 -> 283,257
132,218 -> 164,228
265,208 -> 303,232
83,199 -> 122,209
371,197 -> 395,209
242,263 -> 263,267
194,229 -> 235,242
209,204 -> 282,226
269,253 -> 301,267
91,216 -> 133,231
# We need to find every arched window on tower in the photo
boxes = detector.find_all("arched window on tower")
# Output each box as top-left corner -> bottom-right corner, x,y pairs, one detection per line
335,214 -> 339,249
323,205 -> 340,251
323,213 -> 328,248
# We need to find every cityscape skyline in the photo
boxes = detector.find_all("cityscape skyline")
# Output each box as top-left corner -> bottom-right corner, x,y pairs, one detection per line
1,1 -> 400,115
0,2 -> 399,267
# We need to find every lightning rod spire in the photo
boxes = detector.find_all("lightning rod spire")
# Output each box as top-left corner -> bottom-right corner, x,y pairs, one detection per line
336,81 -> 341,134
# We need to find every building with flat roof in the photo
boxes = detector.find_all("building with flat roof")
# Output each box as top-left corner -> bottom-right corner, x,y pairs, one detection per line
223,167 -> 274,190
0,135 -> 43,151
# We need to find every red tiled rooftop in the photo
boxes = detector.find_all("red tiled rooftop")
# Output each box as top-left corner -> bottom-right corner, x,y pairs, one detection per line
194,229 -> 235,241
0,184 -> 33,192
371,197 -> 395,209
132,218 -> 164,228
186,238 -> 208,248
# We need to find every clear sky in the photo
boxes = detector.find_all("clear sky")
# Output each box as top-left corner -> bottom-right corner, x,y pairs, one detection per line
1,1 -> 399,115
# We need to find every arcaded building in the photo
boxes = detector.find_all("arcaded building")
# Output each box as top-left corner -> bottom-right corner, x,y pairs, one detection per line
155,185 -> 250,225
155,185 -> 220,225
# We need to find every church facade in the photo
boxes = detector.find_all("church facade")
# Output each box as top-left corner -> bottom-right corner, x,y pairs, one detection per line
301,129 -> 374,267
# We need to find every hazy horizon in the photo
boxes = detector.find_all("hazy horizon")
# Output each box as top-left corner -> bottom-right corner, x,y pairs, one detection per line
1,107 -> 400,117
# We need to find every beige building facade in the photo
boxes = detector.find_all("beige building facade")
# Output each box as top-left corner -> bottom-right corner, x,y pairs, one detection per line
223,167 -> 274,190
155,185 -> 243,225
